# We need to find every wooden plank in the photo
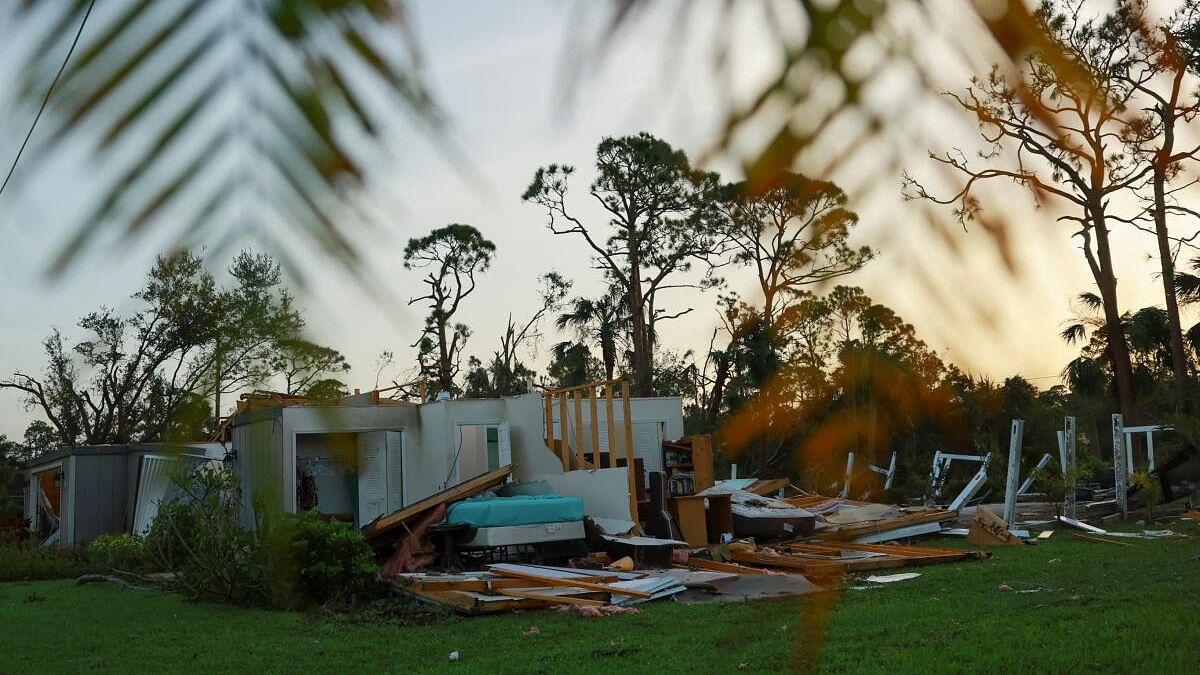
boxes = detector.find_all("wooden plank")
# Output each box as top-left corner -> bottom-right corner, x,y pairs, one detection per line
589,386 -> 601,469
574,391 -> 585,469
621,380 -> 637,529
677,558 -> 770,575
1073,532 -> 1134,547
745,478 -> 789,495
544,393 -> 554,452
401,588 -> 545,614
497,589 -> 608,606
363,466 -> 512,538
400,576 -> 621,592
489,567 -> 653,598
558,392 -> 570,470
606,381 -> 617,468
809,509 -> 957,541
732,547 -> 978,575
783,542 -> 964,559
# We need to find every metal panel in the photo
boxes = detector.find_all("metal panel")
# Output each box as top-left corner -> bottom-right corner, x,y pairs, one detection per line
69,454 -> 128,547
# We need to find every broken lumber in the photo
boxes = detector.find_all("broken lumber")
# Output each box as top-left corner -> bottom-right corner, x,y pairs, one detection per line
488,566 -> 654,599
364,466 -> 511,539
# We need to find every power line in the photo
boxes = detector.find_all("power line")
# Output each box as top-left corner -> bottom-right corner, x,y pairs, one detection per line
0,0 -> 97,200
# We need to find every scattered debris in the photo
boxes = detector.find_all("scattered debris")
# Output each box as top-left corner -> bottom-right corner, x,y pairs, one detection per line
967,506 -> 1022,546
864,573 -> 921,583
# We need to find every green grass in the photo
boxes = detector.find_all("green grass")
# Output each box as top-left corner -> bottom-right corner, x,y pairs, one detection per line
2,527 -> 1198,674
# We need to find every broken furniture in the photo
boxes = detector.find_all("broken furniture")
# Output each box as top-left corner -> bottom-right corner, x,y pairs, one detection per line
699,484 -> 816,539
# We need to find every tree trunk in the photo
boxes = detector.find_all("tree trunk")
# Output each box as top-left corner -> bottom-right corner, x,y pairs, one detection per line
1090,213 -> 1138,426
707,352 -> 730,422
1152,108 -> 1189,404
627,254 -> 653,397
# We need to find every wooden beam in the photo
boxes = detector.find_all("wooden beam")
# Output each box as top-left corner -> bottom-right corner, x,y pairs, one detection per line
544,392 -> 554,452
488,567 -> 653,598
497,589 -> 608,606
398,576 -> 621,592
363,466 -> 511,539
589,385 -> 601,469
606,381 -> 617,468
676,559 -> 770,575
573,391 -> 585,470
558,392 -> 570,470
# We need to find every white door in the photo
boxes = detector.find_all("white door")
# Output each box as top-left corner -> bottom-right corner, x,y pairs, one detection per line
497,422 -> 511,468
385,431 -> 404,512
357,432 -> 388,527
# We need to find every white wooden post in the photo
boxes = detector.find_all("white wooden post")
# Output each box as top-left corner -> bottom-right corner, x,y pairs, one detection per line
1002,419 -> 1024,526
1057,430 -> 1067,473
1064,416 -> 1077,519
1112,413 -> 1128,518
1147,432 -> 1155,472
838,452 -> 855,499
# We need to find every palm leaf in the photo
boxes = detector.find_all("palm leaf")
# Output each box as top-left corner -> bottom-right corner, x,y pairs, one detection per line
13,0 -> 440,277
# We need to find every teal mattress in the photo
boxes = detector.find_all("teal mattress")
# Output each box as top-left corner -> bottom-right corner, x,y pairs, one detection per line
447,493 -> 585,528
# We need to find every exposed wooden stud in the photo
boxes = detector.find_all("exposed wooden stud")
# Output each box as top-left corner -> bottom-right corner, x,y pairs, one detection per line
589,385 -> 601,469
543,393 -> 554,451
605,381 -> 617,468
558,392 -> 570,470
573,390 -> 585,469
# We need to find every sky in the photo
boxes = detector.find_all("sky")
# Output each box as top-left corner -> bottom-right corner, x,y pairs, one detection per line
0,0 -> 1191,440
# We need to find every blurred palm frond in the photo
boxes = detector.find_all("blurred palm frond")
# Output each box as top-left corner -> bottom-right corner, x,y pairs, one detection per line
12,0 -> 440,277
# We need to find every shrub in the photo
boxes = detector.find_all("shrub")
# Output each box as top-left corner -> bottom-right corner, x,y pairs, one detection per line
0,542 -> 104,582
143,464 -> 262,605
262,510 -> 378,610
87,533 -> 146,573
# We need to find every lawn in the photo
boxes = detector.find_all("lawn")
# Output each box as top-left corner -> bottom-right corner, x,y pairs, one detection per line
2,527 -> 1198,674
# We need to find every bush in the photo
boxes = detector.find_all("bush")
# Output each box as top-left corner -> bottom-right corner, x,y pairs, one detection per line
0,541 -> 104,582
144,464 -> 262,605
143,464 -> 381,611
263,510 -> 378,610
87,532 -> 147,573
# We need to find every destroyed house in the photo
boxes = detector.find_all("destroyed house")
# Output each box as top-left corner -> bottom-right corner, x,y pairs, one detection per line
227,390 -> 684,531
23,442 -> 226,548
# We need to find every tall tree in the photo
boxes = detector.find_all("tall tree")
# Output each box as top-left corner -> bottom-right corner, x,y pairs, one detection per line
1092,0 -> 1200,404
0,251 -> 339,445
271,339 -> 350,397
209,251 -> 304,419
523,133 -> 725,396
1,252 -> 223,445
719,173 -> 872,328
403,224 -> 495,395
905,4 -> 1151,425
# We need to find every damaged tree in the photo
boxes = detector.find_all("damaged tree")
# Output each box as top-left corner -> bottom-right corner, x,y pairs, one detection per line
523,133 -> 726,396
905,4 -> 1150,426
465,272 -> 571,397
404,224 -> 496,396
